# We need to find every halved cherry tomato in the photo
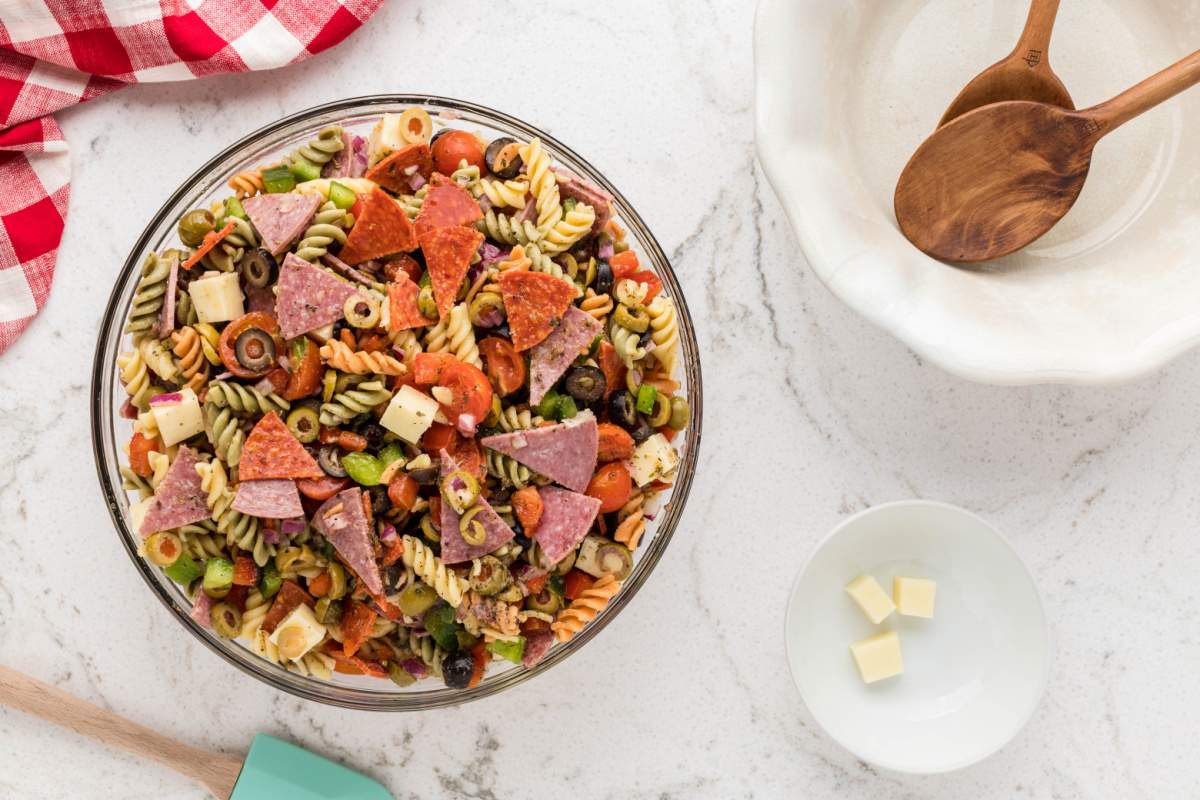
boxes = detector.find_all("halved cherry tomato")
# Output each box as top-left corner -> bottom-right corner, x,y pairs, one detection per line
523,573 -> 549,596
412,352 -> 459,385
437,362 -> 493,429
387,473 -> 419,510
628,269 -> 663,303
586,462 -> 632,514
384,253 -> 423,283
232,556 -> 259,587
296,475 -> 351,501
307,570 -> 332,597
610,250 -> 640,281
478,336 -> 526,397
283,336 -> 322,400
218,311 -> 281,379
467,641 -> 489,688
318,425 -> 342,444
512,486 -> 543,533
421,423 -> 455,451
339,600 -> 377,658
596,341 -> 624,399
446,433 -> 484,478
337,431 -> 368,452
432,130 -> 485,176
596,423 -> 635,462
563,569 -> 596,601
128,432 -> 160,478
429,496 -> 442,530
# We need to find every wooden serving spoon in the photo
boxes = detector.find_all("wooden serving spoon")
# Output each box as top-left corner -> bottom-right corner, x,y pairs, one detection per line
895,49 -> 1200,263
939,0 -> 1073,126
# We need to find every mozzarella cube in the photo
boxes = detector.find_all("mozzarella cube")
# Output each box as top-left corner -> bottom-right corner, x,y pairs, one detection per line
139,337 -> 178,382
845,574 -> 895,624
380,385 -> 438,443
850,631 -> 904,684
129,496 -> 155,532
368,113 -> 406,166
189,271 -> 244,323
151,387 -> 204,446
268,603 -> 327,661
308,323 -> 335,343
893,576 -> 937,618
628,433 -> 680,487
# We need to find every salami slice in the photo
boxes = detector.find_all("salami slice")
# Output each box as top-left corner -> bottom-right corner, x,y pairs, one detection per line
420,225 -> 484,321
555,168 -> 613,232
138,446 -> 210,536
231,478 -> 304,518
243,192 -> 321,256
497,270 -> 577,351
364,142 -> 433,192
275,253 -> 362,339
528,306 -> 603,405
387,274 -> 428,332
154,251 -> 180,339
238,411 -> 324,481
437,450 -> 515,564
480,410 -> 598,493
413,177 -> 482,240
522,630 -> 554,668
338,187 -> 418,265
189,591 -> 214,629
532,486 -> 602,564
311,488 -> 383,595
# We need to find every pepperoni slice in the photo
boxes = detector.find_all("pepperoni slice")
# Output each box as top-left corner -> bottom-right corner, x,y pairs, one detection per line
387,274 -> 428,332
497,270 -> 576,351
419,225 -> 484,320
365,143 -> 433,192
238,412 -> 324,481
413,177 -> 483,240
338,187 -> 418,265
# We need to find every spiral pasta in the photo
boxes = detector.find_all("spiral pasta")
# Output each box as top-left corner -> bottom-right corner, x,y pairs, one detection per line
525,243 -> 581,295
551,574 -> 621,642
275,544 -> 326,580
579,288 -> 614,321
294,201 -> 350,262
422,303 -> 481,368
477,177 -> 529,209
399,185 -> 429,220
204,381 -> 289,415
124,252 -> 171,336
193,323 -> 222,366
289,125 -> 344,175
539,204 -> 596,255
394,628 -> 444,678
319,339 -> 406,375
520,138 -> 562,230
228,166 -> 268,198
646,294 -> 679,374
496,244 -> 531,273
117,348 -> 153,409
204,402 -> 246,467
319,380 -> 391,427
401,535 -> 467,608
609,317 -> 647,369
475,208 -> 541,246
179,521 -> 227,560
388,328 -> 423,362
147,450 -> 171,489
171,327 -> 210,392
613,490 -> 647,550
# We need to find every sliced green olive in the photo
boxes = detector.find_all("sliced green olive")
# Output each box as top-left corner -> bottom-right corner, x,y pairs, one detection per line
526,585 -> 563,615
417,286 -> 438,320
234,328 -> 276,374
144,532 -> 182,567
440,469 -> 480,514
388,662 -> 417,687
468,291 -> 505,327
469,556 -> 511,596
178,209 -> 215,248
613,304 -> 649,333
398,582 -> 439,617
343,294 -> 381,329
286,406 -> 320,443
314,597 -> 343,625
210,602 -> 242,638
326,562 -> 347,601
240,248 -> 275,288
575,535 -> 634,580
668,396 -> 690,431
202,557 -> 234,597
459,506 -> 487,546
649,392 -> 672,428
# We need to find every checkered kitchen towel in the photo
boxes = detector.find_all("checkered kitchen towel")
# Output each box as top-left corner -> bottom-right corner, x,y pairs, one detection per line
0,0 -> 383,352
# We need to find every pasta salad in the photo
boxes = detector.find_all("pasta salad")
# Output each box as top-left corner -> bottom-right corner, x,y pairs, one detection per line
116,109 -> 688,689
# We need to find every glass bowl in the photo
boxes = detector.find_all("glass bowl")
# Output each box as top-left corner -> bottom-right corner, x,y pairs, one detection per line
90,96 -> 703,709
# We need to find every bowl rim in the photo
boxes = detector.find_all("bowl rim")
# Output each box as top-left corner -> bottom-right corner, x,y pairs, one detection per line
782,499 -> 1051,774
90,94 -> 703,710
752,0 -> 1197,386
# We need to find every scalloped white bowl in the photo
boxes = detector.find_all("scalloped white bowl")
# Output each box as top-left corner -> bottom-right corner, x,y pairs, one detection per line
754,0 -> 1200,385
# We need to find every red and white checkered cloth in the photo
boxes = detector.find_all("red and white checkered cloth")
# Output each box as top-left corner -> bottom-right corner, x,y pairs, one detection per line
0,0 -> 383,352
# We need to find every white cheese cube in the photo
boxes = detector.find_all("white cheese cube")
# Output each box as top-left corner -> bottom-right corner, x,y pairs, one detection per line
845,574 -> 895,624
379,385 -> 438,443
850,631 -> 904,684
368,113 -> 406,166
189,271 -> 244,323
129,496 -> 155,532
308,323 -> 335,344
893,576 -> 937,618
295,177 -> 378,200
139,337 -> 178,382
268,603 -> 327,661
627,433 -> 680,487
151,387 -> 204,446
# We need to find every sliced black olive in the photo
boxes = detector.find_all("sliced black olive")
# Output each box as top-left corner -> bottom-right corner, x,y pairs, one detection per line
563,366 -> 606,404
442,650 -> 474,689
484,137 -> 523,179
629,414 -> 656,444
240,248 -> 276,288
609,392 -> 638,428
369,487 -> 390,515
358,421 -> 386,450
409,466 -> 439,485
318,444 -> 347,477
429,127 -> 452,149
594,260 -> 613,295
234,328 -> 276,375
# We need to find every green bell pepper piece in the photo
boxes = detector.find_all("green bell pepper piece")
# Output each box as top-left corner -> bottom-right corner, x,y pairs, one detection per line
636,383 -> 658,415
163,553 -> 203,585
341,452 -> 384,486
329,181 -> 357,210
486,637 -> 526,664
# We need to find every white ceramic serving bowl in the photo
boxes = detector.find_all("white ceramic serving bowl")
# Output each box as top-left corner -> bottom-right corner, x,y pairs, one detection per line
784,501 -> 1049,773
755,0 -> 1200,384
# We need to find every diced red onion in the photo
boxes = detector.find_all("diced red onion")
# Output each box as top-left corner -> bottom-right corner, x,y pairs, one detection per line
400,659 -> 428,679
476,308 -> 503,328
379,524 -> 399,544
456,414 -> 477,436
477,194 -> 493,213
149,392 -> 182,406
408,172 -> 426,191
478,243 -> 503,268
213,371 -> 233,381
598,238 -> 615,260
252,376 -> 275,395
280,518 -> 307,537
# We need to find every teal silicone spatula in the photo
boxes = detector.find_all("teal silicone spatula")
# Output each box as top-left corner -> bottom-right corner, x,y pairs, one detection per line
0,665 -> 393,799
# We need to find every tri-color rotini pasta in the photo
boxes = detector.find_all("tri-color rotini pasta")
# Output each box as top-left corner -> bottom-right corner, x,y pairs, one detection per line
116,108 -> 688,690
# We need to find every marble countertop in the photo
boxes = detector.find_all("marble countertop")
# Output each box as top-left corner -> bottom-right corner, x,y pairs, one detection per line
2,1 -> 1199,797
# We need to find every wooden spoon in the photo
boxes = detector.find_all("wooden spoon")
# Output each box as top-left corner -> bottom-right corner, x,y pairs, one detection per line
939,0 -> 1073,126
895,49 -> 1200,263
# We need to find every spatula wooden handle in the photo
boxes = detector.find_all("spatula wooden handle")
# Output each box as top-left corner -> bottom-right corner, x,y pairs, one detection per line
1014,0 -> 1061,62
0,665 -> 243,800
1088,50 -> 1200,134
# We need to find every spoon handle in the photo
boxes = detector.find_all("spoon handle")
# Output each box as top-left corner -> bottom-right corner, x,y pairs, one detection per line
1087,50 -> 1200,134
1014,0 -> 1061,64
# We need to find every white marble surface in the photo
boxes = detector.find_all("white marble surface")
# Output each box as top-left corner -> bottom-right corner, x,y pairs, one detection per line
1,1 -> 1199,797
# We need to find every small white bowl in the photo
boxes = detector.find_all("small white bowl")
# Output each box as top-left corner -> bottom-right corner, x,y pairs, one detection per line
755,0 -> 1200,384
785,501 -> 1049,773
